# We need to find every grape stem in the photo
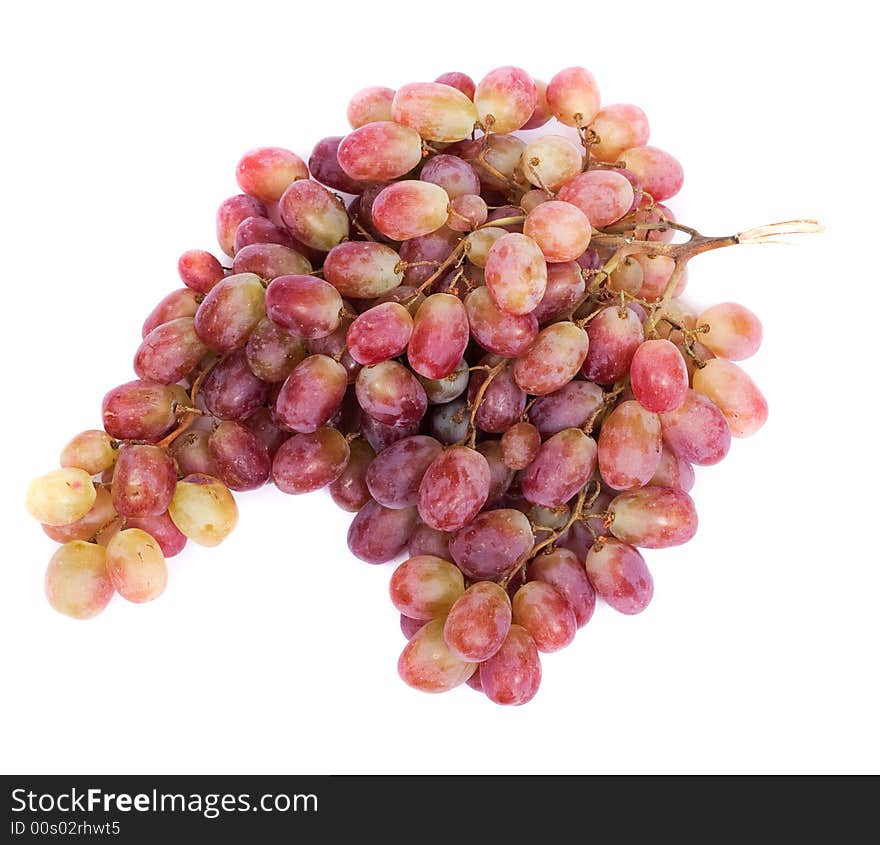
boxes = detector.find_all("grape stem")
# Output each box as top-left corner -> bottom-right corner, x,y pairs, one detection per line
156,358 -> 218,449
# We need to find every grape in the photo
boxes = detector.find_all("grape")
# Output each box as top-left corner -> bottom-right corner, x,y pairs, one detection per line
111,444 -> 176,518
546,66 -> 600,127
308,136 -> 367,195
278,179 -> 349,252
392,82 -> 478,142
616,145 -> 683,202
514,322 -> 589,395
178,249 -> 224,295
630,254 -> 677,301
408,294 -> 469,379
272,427 -> 350,494
42,487 -> 116,544
485,233 -> 547,316
264,274 -> 343,340
366,435 -> 443,509
533,261 -> 585,324
521,428 -> 597,508
418,445 -> 490,532
241,407 -> 288,459
585,538 -> 653,615
170,430 -> 217,477
466,226 -> 506,268
208,421 -> 271,491
434,71 -> 476,100
480,624 -> 541,705
523,200 -> 591,263
337,121 -> 423,182
417,357 -> 469,404
232,215 -> 297,255
486,205 -> 526,233
373,284 -> 426,316
583,305 -> 644,386
447,194 -> 487,232
304,314 -> 361,386
134,317 -> 207,385
216,194 -> 266,256
356,361 -> 427,427
501,421 -> 541,470
27,468 -> 96,527
659,389 -> 731,465
529,380 -> 605,438
591,104 -> 651,162
324,241 -> 404,299
371,180 -> 449,241
521,135 -> 583,191
199,350 -> 267,421
275,354 -> 347,433
400,615 -> 427,640
469,134 -> 527,192
44,541 -> 114,620
232,243 -> 312,280
105,528 -> 167,603
347,86 -> 395,128
443,582 -> 511,661
347,500 -> 418,564
608,486 -> 698,548
608,256 -> 644,295
649,446 -> 695,492
521,78 -> 551,129
408,523 -> 452,559
520,188 -> 551,213
398,618 -> 477,693
60,430 -> 117,475
168,474 -> 238,547
557,169 -> 635,228
449,508 -> 534,581
362,412 -> 421,453
633,202 -> 677,243
697,303 -> 763,360
464,286 -> 538,357
236,146 -> 308,203
389,555 -> 465,619
474,66 -> 537,133
419,154 -> 480,199
329,437 -> 375,512
528,548 -> 596,627
512,581 -> 576,652
142,288 -> 201,338
630,339 -> 689,413
469,362 -> 526,434
346,302 -> 413,365
475,440 -> 515,507
193,272 -> 266,353
692,358 -> 768,438
124,511 -> 187,558
245,316 -> 307,383
597,400 -> 662,490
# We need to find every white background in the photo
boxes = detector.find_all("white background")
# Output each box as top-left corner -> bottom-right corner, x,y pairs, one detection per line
1,0 -> 876,774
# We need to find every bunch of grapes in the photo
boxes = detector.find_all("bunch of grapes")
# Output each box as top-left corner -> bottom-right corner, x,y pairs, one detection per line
25,66 -> 818,705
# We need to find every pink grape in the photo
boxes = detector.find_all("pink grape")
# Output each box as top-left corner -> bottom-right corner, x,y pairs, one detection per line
366,435 -> 443,509
134,317 -> 207,385
533,261 -> 586,324
101,380 -> 177,442
392,82 -> 478,142
454,134 -> 526,193
201,350 -> 269,421
521,135 -> 583,191
523,200 -> 591,263
501,421 -> 541,470
418,446 -> 491,532
400,615 -> 428,640
649,446 -> 695,492
236,146 -> 308,203
608,256 -> 644,295
447,194 -> 487,232
477,440 -> 516,507
520,188 -> 551,213
178,249 -> 224,295
449,508 -> 534,581
443,582 -> 512,661
170,430 -> 217,478
60,430 -> 117,476
245,317 -> 307,383
697,303 -> 763,360
308,136 -> 367,195
419,154 -> 480,199
389,555 -> 465,620
417,358 -> 469,404
44,541 -> 114,620
337,121 -> 423,182
232,215 -> 295,254
466,226 -> 506,268
546,66 -> 600,127
485,233 -> 547,316
112,444 -> 177,518
480,624 -> 541,705
232,243 -> 312,280
208,420 -> 271,492
692,358 -> 768,438
630,339 -> 689,413
324,241 -> 404,300
616,145 -> 683,202
42,488 -> 116,545
633,202 -> 677,243
632,255 -> 681,301
583,305 -> 644,385
105,528 -> 167,604
521,78 -> 551,129
585,538 -> 653,615
521,428 -> 598,508
590,104 -> 651,162
272,427 -> 350,494
124,511 -> 187,558
558,170 -> 635,228
514,322 -> 589,395
142,288 -> 201,338
398,618 -> 477,693
474,66 -> 537,133
469,362 -> 526,434
408,523 -> 452,559
659,389 -> 731,465
264,274 -> 343,340
216,194 -> 266,256
597,400 -> 663,490
464,286 -> 538,357
434,71 -> 476,99
409,294 -> 469,379
372,180 -> 449,241
347,500 -> 419,564
356,361 -> 427,427
362,412 -> 421,453
608,486 -> 698,548
529,380 -> 605,438
275,354 -> 347,433
512,581 -> 577,652
528,548 -> 596,627
347,302 -> 413,365
347,86 -> 395,129
278,179 -> 349,252
167,474 -> 238,547
328,437 -> 375,513
193,272 -> 266,353
242,407 -> 289,459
